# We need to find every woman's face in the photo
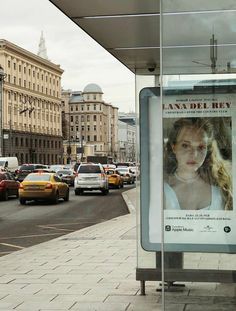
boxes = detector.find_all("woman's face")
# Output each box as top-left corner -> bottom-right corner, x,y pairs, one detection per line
172,126 -> 209,173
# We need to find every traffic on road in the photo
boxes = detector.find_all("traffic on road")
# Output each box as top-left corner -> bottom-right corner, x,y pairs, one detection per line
0,161 -> 137,257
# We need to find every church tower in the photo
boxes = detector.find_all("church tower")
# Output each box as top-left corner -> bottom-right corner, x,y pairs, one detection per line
37,31 -> 49,60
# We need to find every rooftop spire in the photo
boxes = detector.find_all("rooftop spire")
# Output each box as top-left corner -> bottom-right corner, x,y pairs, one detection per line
37,31 -> 49,60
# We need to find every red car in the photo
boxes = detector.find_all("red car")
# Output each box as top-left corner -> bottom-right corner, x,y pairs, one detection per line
0,171 -> 20,200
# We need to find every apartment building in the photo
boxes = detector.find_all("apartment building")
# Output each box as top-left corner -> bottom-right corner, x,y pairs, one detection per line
0,39 -> 64,164
61,83 -> 119,163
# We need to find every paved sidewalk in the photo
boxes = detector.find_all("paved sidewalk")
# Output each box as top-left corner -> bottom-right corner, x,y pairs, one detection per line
0,188 -> 159,311
0,188 -> 236,310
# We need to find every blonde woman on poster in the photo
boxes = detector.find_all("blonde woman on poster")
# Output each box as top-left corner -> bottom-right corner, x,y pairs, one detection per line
164,117 -> 232,211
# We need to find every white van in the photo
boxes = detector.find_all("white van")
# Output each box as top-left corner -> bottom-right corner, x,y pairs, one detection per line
0,157 -> 19,173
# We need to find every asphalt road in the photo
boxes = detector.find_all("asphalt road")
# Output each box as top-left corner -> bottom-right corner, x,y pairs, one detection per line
0,186 -> 134,256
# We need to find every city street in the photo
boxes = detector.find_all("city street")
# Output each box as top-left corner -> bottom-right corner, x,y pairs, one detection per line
0,185 -> 134,257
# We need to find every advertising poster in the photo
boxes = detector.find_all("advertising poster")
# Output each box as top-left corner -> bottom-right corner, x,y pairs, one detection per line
140,86 -> 236,252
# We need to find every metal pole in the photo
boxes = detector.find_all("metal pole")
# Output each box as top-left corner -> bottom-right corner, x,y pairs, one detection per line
9,92 -> 13,156
0,66 -> 6,157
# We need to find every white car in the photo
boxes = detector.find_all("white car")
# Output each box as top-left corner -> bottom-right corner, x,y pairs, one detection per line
74,163 -> 109,195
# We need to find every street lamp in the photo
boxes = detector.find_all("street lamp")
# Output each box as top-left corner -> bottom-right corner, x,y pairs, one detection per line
0,65 -> 6,156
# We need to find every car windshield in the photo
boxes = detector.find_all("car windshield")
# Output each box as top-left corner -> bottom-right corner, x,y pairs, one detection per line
79,165 -> 101,173
0,174 -> 6,180
24,174 -> 51,181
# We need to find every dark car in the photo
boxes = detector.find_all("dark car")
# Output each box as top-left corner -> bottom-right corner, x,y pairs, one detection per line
16,164 -> 48,182
0,171 -> 20,200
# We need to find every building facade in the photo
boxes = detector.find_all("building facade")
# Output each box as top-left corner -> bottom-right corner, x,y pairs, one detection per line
61,84 -> 119,163
118,120 -> 136,162
0,39 -> 64,165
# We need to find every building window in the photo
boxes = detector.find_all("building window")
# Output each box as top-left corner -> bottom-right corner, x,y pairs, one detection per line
81,125 -> 85,131
94,135 -> 97,141
81,105 -> 84,111
8,60 -> 10,68
87,125 -> 90,131
94,125 -> 96,131
70,116 -> 73,122
87,105 -> 90,111
87,135 -> 90,141
94,104 -> 96,110
93,94 -> 96,100
93,115 -> 97,121
19,64 -> 21,72
13,63 -> 16,70
87,115 -> 90,121
81,115 -> 84,122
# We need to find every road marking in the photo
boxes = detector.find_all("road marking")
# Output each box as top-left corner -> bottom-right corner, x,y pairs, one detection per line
0,251 -> 13,255
0,243 -> 24,249
37,225 -> 73,232
42,221 -> 96,226
0,233 -> 62,239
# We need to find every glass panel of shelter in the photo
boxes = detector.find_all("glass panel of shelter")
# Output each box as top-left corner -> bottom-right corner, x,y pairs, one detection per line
161,1 -> 236,310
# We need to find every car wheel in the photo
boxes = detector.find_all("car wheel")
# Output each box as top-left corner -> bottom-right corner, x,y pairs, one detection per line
2,190 -> 9,201
102,189 -> 109,195
52,191 -> 59,204
64,189 -> 69,202
19,198 -> 26,205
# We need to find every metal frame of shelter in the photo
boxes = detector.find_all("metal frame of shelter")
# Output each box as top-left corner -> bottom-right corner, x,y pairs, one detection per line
49,0 -> 236,297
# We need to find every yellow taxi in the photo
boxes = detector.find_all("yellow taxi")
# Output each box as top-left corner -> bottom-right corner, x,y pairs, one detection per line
106,169 -> 124,189
19,172 -> 69,205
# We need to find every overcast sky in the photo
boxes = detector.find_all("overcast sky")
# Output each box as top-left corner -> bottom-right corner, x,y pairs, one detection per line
0,0 -> 135,112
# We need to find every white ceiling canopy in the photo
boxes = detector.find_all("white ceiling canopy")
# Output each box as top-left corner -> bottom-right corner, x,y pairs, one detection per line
49,0 -> 236,75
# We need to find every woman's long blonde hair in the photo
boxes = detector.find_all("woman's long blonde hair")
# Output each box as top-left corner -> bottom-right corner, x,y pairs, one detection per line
164,118 -> 232,210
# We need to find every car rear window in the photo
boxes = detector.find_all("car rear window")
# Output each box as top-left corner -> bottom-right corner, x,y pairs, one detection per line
24,174 -> 51,181
78,165 -> 101,173
57,170 -> 72,175
20,165 -> 35,171
0,174 -> 6,180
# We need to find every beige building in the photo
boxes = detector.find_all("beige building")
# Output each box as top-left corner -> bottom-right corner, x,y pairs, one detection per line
61,84 -> 119,163
0,39 -> 64,164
